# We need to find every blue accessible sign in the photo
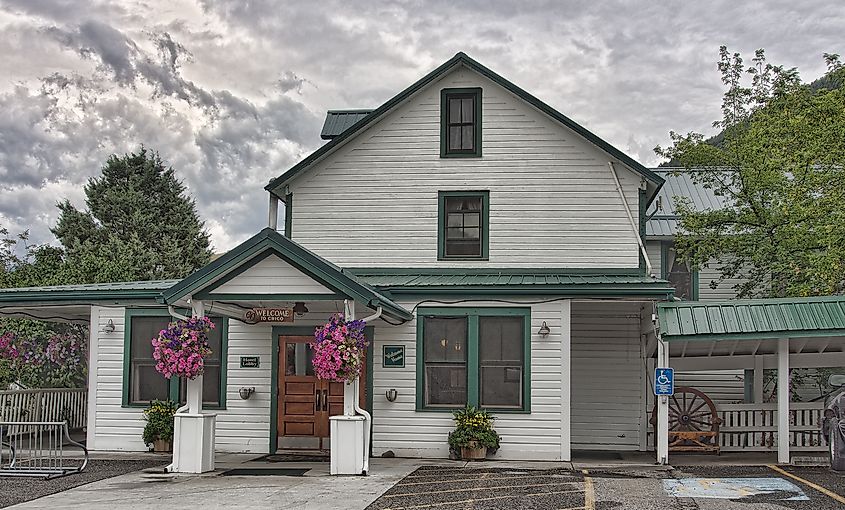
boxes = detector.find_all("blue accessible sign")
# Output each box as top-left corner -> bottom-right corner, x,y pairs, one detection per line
654,368 -> 674,396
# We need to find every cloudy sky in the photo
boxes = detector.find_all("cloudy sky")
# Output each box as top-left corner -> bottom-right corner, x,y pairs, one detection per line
0,1 -> 841,252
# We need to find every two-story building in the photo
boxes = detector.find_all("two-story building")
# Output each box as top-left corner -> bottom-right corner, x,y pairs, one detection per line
1,52 -> 683,461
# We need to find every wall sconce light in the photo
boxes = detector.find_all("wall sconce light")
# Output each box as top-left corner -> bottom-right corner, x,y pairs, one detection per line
103,319 -> 116,334
293,302 -> 309,316
385,389 -> 398,402
238,387 -> 255,400
538,321 -> 550,337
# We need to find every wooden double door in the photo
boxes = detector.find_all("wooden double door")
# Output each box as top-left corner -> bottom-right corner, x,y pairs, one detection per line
277,335 -> 366,451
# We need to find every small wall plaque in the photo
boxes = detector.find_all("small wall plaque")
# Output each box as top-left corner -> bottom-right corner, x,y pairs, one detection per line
240,356 -> 261,368
382,345 -> 405,368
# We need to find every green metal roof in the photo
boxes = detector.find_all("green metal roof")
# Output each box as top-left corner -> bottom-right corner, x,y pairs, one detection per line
658,296 -> 845,342
266,52 -> 664,201
349,269 -> 675,297
320,109 -> 374,139
646,168 -> 727,238
163,228 -> 414,322
0,280 -> 178,303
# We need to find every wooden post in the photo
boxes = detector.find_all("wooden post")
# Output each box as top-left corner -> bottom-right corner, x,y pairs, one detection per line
777,338 -> 790,464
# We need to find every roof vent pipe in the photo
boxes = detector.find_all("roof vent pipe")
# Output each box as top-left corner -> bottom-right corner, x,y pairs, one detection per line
608,161 -> 654,277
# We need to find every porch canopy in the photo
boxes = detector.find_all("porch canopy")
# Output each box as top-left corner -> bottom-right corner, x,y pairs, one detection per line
655,296 -> 845,464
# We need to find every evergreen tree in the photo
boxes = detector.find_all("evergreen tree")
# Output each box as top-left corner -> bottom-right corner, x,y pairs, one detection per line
52,147 -> 213,282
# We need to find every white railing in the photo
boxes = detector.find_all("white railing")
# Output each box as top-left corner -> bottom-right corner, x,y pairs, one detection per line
0,389 -> 87,430
719,402 -> 825,452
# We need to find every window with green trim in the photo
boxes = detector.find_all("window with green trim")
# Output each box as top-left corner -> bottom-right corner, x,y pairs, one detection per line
438,191 -> 489,260
417,307 -> 530,412
662,242 -> 698,300
441,88 -> 481,157
124,312 -> 227,409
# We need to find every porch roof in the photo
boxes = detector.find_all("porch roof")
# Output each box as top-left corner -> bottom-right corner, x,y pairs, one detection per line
658,296 -> 845,342
350,269 -> 675,297
0,279 -> 178,303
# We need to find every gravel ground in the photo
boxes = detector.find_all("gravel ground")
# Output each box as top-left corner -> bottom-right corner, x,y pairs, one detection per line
0,459 -> 165,508
365,465 -> 585,510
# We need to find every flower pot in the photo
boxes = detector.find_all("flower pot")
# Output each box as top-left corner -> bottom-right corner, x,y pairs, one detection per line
153,439 -> 172,453
460,445 -> 487,460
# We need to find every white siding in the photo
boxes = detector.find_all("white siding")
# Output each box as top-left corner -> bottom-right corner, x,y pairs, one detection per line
570,301 -> 645,450
646,241 -> 662,276
289,66 -> 644,269
674,370 -> 746,405
699,262 -> 747,301
90,307 -> 274,453
212,255 -> 334,295
371,300 -> 566,461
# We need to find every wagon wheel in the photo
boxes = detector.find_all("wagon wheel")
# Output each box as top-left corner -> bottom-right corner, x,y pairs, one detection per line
650,386 -> 722,452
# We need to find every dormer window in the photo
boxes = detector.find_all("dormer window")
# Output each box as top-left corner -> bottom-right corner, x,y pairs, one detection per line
441,88 -> 482,157
438,191 -> 489,260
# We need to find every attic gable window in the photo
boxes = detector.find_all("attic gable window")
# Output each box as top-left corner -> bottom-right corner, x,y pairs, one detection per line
441,88 -> 482,157
438,191 -> 489,260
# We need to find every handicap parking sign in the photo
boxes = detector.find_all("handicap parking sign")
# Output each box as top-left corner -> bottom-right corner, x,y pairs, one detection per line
654,368 -> 674,396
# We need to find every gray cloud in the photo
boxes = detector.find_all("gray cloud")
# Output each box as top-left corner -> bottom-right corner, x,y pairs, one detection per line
0,0 -> 842,253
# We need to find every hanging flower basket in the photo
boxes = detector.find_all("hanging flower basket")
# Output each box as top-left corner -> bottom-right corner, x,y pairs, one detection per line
152,316 -> 214,380
311,314 -> 367,383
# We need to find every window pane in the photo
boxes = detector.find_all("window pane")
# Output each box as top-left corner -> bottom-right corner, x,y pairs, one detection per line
130,317 -> 170,358
425,365 -> 466,406
479,316 -> 524,408
202,365 -> 221,404
463,213 -> 479,227
449,98 -> 462,123
463,227 -> 480,240
449,126 -> 462,150
130,316 -> 171,404
461,98 -> 474,123
285,342 -> 315,376
446,227 -> 463,239
446,240 -> 481,257
447,213 -> 463,228
424,317 -> 467,362
133,364 -> 169,403
461,126 -> 474,150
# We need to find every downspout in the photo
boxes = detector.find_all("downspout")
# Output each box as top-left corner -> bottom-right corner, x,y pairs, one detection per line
608,161 -> 654,276
353,305 -> 382,475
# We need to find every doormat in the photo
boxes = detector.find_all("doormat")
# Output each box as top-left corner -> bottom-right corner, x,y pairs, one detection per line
664,478 -> 809,501
221,468 -> 310,476
571,450 -> 622,461
259,454 -> 329,463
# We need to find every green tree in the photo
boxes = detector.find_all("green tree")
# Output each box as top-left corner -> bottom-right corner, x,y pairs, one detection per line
52,147 -> 213,282
656,48 -> 845,298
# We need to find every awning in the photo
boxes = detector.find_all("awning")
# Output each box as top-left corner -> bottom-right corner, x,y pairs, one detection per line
658,296 -> 845,342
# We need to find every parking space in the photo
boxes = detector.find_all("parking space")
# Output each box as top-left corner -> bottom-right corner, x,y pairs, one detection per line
365,466 -> 588,510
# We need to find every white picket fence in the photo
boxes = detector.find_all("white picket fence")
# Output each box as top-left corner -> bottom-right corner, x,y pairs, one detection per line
0,389 -> 87,430
719,402 -> 825,452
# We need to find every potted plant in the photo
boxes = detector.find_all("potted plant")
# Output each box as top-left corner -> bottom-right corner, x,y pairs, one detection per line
448,405 -> 500,460
143,400 -> 177,452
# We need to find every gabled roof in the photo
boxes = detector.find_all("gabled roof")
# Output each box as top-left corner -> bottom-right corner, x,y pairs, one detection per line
162,228 -> 413,322
658,296 -> 845,342
266,52 -> 664,200
320,109 -> 374,139
0,280 -> 178,303
646,168 -> 727,238
349,268 -> 675,298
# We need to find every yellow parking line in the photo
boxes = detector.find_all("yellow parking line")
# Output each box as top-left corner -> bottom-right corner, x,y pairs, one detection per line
768,464 -> 845,504
581,469 -> 595,510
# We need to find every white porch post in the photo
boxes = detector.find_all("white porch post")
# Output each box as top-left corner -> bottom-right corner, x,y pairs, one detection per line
330,298 -> 365,475
560,300 -> 571,462
171,299 -> 217,474
656,337 -> 670,465
343,299 -> 357,417
777,337 -> 790,464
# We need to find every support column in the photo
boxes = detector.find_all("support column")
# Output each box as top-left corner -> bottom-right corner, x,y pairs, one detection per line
777,338 -> 790,464
560,300 -> 571,462
656,338 -> 670,465
330,298 -> 365,475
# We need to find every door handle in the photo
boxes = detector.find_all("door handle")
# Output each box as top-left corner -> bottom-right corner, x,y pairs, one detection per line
322,389 -> 329,411
315,390 -> 321,411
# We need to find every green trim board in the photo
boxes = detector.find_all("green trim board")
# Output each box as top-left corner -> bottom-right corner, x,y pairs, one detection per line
415,306 -> 531,413
440,88 -> 482,158
437,191 -> 490,260
265,52 -> 664,203
162,228 -> 413,322
121,308 -> 228,409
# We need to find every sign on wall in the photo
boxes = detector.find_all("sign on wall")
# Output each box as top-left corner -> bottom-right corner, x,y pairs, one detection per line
240,356 -> 261,368
654,367 -> 674,396
383,345 -> 405,368
244,307 -> 294,323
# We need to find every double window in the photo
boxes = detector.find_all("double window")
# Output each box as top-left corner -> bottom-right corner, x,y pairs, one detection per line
124,310 -> 227,408
441,88 -> 482,157
438,191 -> 489,260
417,308 -> 530,412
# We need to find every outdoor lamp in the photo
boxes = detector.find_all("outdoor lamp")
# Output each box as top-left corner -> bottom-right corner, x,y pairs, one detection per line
238,387 -> 255,400
538,321 -> 550,337
293,302 -> 309,316
385,389 -> 398,402
103,319 -> 116,333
